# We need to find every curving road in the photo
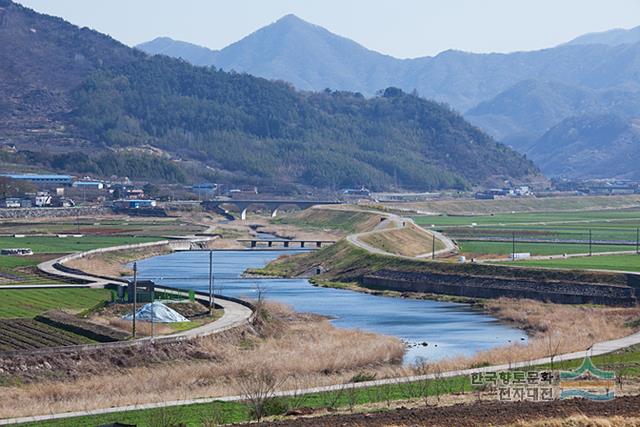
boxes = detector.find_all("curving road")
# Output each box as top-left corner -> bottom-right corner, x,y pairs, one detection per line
334,206 -> 457,259
34,240 -> 253,344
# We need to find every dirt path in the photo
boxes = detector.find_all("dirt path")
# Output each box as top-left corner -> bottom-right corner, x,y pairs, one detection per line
257,394 -> 640,426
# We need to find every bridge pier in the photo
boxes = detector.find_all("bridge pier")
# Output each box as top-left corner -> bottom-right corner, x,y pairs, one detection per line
202,200 -> 340,221
316,241 -> 322,248
268,241 -> 273,247
250,240 -> 257,248
300,241 -> 305,248
284,241 -> 290,248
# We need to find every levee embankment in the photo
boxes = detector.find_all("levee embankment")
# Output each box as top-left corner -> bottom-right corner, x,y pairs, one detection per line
259,239 -> 639,306
363,269 -> 636,306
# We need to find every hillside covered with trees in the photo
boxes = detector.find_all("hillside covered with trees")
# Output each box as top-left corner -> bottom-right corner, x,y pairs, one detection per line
0,1 -> 539,189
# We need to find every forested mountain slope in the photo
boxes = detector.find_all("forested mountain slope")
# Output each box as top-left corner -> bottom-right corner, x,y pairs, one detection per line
0,1 -> 539,189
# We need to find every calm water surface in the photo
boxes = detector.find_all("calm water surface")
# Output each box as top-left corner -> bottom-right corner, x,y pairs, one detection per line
134,250 -> 526,364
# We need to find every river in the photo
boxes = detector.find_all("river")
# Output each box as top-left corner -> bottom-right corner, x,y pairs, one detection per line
134,249 -> 526,364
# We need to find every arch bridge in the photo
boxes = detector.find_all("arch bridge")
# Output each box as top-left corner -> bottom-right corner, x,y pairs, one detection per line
202,199 -> 340,220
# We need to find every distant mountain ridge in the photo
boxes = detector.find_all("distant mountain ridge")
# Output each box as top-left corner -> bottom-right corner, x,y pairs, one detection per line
564,25 -> 640,47
137,15 -> 640,179
529,115 -> 640,180
136,15 -> 640,111
0,1 -> 539,190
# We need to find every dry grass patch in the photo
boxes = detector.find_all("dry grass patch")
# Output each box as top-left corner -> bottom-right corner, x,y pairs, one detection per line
425,299 -> 640,372
358,223 -> 443,257
66,244 -> 172,277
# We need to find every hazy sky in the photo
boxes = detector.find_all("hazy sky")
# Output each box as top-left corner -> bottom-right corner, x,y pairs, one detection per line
18,0 -> 640,58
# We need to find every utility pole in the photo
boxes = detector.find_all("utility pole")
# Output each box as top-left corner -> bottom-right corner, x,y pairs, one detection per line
132,262 -> 138,338
589,229 -> 593,257
432,233 -> 435,260
150,280 -> 155,339
208,250 -> 214,315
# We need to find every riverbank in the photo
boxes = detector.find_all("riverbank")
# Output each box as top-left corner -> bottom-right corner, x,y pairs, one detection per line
251,241 -> 640,374
307,277 -> 640,373
65,243 -> 174,277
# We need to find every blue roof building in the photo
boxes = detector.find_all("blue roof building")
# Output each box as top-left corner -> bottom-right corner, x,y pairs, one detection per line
1,174 -> 73,186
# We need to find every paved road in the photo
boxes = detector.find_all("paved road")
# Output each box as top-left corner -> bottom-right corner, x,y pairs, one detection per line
4,327 -> 640,425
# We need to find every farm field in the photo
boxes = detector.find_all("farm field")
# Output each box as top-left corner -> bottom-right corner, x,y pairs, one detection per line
0,235 -> 161,254
459,241 -> 637,257
0,318 -> 94,351
413,208 -> 640,227
412,208 -> 640,258
388,194 -> 640,216
0,288 -> 111,318
0,217 -> 205,237
506,253 -> 640,273
0,254 -> 67,286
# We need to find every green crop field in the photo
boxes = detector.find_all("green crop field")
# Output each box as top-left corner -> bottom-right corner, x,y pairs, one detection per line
413,208 -> 640,258
0,235 -> 161,254
0,288 -> 111,318
0,254 -> 68,286
506,253 -> 640,273
394,195 -> 640,216
414,208 -> 640,227
459,241 -> 637,257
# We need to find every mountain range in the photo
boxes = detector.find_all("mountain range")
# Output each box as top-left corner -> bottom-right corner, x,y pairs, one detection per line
138,16 -> 640,179
0,1 -> 539,190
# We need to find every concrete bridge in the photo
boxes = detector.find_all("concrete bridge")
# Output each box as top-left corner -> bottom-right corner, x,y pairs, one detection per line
237,238 -> 336,248
202,199 -> 340,220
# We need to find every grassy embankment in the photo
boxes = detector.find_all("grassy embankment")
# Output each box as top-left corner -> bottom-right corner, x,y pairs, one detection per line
358,222 -> 445,257
273,207 -> 385,234
16,342 -> 640,427
65,243 -> 173,277
255,239 -> 629,287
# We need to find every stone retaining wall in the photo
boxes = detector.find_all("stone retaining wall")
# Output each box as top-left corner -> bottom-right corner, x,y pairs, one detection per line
362,269 -> 637,306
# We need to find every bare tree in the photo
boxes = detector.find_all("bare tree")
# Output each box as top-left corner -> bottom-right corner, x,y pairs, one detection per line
235,366 -> 285,422
414,360 -> 433,406
545,330 -> 563,371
